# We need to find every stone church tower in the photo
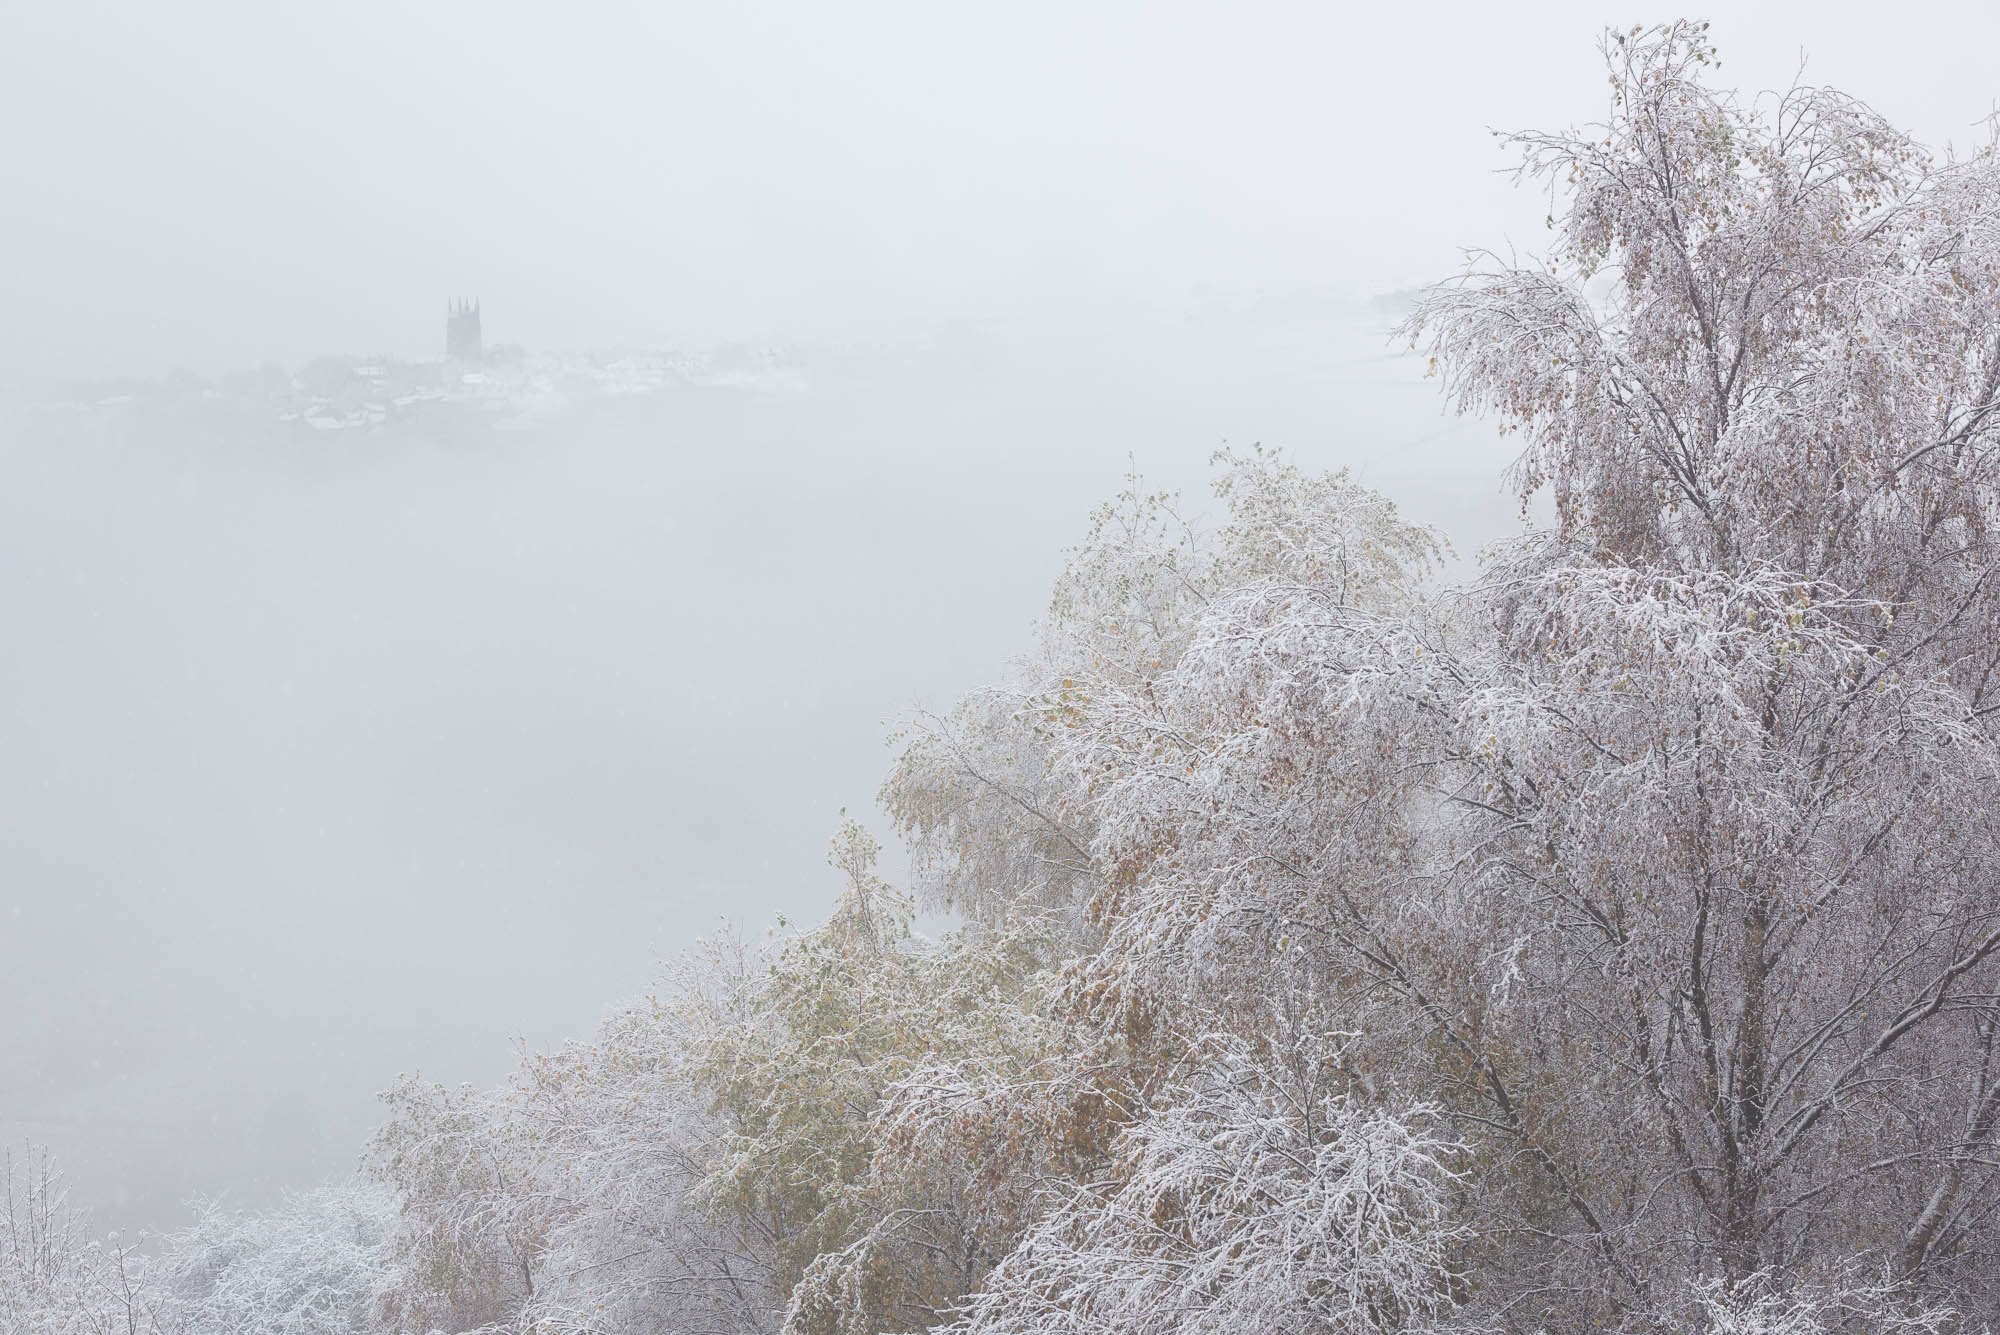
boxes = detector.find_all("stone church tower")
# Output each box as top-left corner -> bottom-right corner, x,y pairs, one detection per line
446,299 -> 482,362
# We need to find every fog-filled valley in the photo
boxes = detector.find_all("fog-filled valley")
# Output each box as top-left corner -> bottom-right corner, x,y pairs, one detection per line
0,299 -> 1510,1233
9,5 -> 2000,1335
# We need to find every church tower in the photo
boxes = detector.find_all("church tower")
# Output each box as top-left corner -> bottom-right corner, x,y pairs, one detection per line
446,299 -> 482,362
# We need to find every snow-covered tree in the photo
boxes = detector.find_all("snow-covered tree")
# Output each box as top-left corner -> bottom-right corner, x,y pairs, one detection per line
949,1031 -> 1470,1335
158,1181 -> 397,1335
933,24 -> 2000,1333
363,1075 -> 544,1334
876,449 -> 1450,1331
689,822 -> 1060,1335
493,936 -> 783,1335
1687,1268 -> 1957,1335
354,820 -> 1062,1335
882,447 -> 1441,940
1394,20 -> 2000,1322
1,1147 -> 170,1335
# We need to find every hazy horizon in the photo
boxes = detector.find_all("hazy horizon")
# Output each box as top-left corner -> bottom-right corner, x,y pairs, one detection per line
2,296 -> 1523,1233
8,2 -> 2000,381
5,0 -> 1999,1243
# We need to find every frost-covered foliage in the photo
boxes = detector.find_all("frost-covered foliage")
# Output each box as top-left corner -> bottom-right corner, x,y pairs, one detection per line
362,1074 -> 543,1334
1381,21 -> 2000,1326
3,1154 -> 400,1335
1690,1269 -> 1956,1335
157,1182 -> 397,1335
362,961 -> 780,1335
1,1149 -> 168,1335
355,823 -> 1060,1335
881,446 -> 1440,935
470,945 -> 784,1335
949,1031 -> 1470,1335
1410,22 -> 2000,580
909,21 -> 2000,1334
690,823 -> 1060,1335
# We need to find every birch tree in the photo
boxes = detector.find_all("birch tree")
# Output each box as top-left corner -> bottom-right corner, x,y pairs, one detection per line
1396,21 -> 2000,1323
953,23 -> 2000,1334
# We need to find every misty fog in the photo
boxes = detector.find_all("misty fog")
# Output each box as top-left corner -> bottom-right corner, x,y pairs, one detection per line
0,299 -> 1502,1230
4,0 -> 1997,1262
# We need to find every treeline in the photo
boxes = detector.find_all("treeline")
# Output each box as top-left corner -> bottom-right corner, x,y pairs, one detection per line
9,22 -> 2000,1335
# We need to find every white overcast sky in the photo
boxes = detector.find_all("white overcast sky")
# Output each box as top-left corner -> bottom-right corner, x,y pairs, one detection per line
4,0 -> 1998,377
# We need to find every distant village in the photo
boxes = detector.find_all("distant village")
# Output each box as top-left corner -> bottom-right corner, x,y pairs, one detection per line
31,302 -> 807,432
